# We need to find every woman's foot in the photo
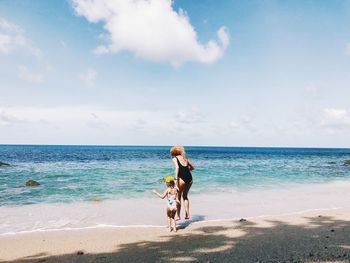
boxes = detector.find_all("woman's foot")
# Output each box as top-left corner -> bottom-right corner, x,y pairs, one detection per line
175,216 -> 181,221
185,215 -> 190,220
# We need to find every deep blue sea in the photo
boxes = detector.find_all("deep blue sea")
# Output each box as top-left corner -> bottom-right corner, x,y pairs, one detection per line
1,145 -> 350,207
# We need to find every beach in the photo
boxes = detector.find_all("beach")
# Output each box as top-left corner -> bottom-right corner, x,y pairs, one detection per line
1,208 -> 350,262
1,146 -> 350,262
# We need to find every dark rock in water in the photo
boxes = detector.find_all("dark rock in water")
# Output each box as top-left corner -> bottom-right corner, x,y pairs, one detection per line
77,251 -> 84,255
0,161 -> 10,167
344,160 -> 350,165
239,218 -> 247,222
25,180 -> 40,187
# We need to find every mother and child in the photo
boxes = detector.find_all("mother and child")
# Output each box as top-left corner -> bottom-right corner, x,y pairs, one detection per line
153,145 -> 195,232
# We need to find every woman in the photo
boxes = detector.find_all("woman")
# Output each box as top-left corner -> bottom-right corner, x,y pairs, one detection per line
170,145 -> 195,220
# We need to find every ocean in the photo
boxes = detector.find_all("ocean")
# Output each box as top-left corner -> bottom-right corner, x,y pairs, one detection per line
1,145 -> 350,234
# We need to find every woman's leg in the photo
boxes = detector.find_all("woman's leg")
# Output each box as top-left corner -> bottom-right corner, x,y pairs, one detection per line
182,181 -> 192,219
176,178 -> 186,221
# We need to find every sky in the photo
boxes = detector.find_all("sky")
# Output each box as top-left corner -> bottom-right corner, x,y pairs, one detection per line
1,0 -> 350,147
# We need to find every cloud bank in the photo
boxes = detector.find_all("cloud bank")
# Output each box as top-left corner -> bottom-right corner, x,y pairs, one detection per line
72,0 -> 229,66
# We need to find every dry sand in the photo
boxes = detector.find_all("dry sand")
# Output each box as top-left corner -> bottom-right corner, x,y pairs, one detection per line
1,209 -> 350,262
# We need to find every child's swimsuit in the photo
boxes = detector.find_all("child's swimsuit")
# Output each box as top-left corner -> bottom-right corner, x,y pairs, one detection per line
176,156 -> 193,184
167,189 -> 177,211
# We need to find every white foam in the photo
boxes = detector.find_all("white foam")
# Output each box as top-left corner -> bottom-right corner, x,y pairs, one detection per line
2,180 -> 350,235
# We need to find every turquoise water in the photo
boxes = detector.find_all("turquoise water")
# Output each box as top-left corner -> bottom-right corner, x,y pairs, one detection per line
1,145 -> 350,206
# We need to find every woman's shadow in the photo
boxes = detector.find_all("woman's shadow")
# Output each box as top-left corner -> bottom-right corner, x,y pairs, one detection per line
177,214 -> 206,230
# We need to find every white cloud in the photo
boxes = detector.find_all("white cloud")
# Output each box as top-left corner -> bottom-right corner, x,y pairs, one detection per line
87,113 -> 110,129
229,121 -> 239,130
346,43 -> 350,56
60,40 -> 67,48
0,33 -> 12,53
175,107 -> 205,124
0,105 -> 213,144
80,69 -> 97,87
72,0 -> 229,66
0,110 -> 26,126
0,18 -> 42,57
304,83 -> 321,97
320,108 -> 350,131
323,108 -> 348,120
18,65 -> 43,83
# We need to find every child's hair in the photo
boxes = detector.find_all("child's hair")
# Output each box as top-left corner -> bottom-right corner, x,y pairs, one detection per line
170,145 -> 187,159
167,180 -> 175,187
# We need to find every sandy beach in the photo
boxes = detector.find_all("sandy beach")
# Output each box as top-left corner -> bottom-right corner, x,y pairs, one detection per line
1,209 -> 350,263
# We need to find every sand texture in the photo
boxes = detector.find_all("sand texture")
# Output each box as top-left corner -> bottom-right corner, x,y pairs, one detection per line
1,209 -> 350,262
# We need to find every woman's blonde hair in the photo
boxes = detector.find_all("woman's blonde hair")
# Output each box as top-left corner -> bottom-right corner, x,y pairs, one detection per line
170,145 -> 186,159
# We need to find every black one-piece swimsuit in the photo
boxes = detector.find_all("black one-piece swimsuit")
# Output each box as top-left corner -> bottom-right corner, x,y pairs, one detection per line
176,157 -> 193,184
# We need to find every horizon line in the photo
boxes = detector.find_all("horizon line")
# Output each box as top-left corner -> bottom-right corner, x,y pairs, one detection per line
0,143 -> 350,150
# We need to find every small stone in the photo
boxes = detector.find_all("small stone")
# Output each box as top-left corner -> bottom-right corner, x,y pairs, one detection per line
239,218 -> 247,222
309,252 -> 314,257
318,215 -> 322,217
325,235 -> 329,238
25,180 -> 40,187
77,251 -> 84,255
331,229 -> 335,232
0,161 -> 10,167
324,246 -> 328,249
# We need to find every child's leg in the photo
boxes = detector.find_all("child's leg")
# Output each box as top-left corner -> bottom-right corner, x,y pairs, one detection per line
167,216 -> 171,229
167,208 -> 173,231
171,209 -> 177,232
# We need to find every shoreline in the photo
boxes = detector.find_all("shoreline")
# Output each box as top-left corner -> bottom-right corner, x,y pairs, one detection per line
1,208 -> 350,262
1,206 -> 348,237
2,180 -> 350,236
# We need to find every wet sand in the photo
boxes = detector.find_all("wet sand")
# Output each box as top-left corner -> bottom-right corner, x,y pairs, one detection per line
1,209 -> 350,262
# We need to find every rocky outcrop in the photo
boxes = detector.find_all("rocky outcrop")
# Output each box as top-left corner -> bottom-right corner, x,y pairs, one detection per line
0,161 -> 10,167
25,180 -> 40,187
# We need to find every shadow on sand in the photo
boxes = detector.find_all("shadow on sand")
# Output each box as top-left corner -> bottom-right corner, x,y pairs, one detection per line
6,214 -> 350,263
177,214 -> 206,230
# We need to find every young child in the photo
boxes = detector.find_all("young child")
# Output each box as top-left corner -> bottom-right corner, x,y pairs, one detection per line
153,176 -> 180,232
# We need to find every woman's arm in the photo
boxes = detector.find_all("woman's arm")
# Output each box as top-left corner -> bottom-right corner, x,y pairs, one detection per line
172,157 -> 179,187
188,160 -> 195,171
175,189 -> 181,204
152,189 -> 167,199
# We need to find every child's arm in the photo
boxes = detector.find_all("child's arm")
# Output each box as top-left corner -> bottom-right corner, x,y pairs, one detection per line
152,189 -> 167,199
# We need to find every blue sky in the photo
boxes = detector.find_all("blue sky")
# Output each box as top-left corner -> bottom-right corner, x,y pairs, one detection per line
1,0 -> 350,147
